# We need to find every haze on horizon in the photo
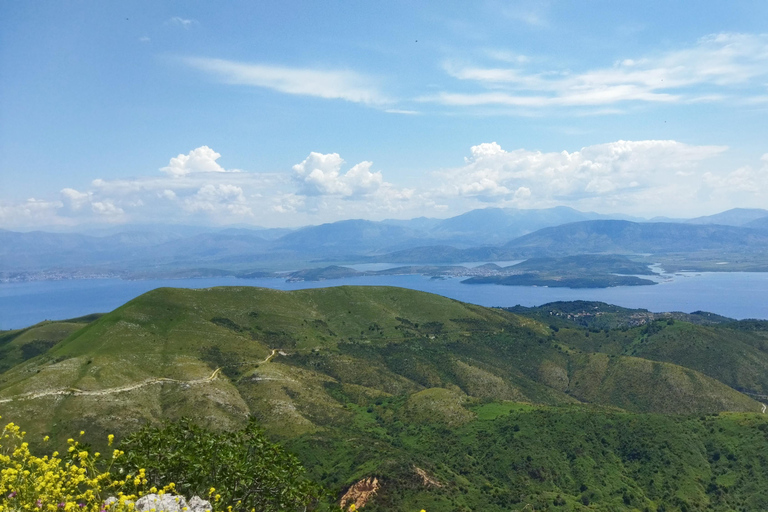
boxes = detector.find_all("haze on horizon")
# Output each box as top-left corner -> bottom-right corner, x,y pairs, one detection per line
1,1 -> 768,231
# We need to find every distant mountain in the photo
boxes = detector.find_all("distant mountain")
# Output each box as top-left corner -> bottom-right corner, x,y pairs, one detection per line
269,219 -> 425,257
686,208 -> 768,226
745,216 -> 768,230
4,208 -> 768,276
426,206 -> 639,246
379,216 -> 442,230
502,220 -> 768,256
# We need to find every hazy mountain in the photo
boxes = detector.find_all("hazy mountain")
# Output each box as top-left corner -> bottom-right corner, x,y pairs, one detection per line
4,208 -> 768,275
427,206 -> 641,246
745,216 -> 768,230
269,219 -> 426,257
502,220 -> 768,256
685,208 -> 768,226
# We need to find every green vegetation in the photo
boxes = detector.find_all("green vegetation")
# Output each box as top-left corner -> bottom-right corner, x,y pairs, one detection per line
464,254 -> 658,288
2,286 -> 768,510
287,404 -> 768,511
118,419 -> 322,512
0,319 -> 95,373
463,273 -> 655,288
507,301 -> 733,330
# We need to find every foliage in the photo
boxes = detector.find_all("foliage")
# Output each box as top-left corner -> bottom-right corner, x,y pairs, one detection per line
116,418 -> 322,512
0,418 -> 159,512
288,403 -> 768,511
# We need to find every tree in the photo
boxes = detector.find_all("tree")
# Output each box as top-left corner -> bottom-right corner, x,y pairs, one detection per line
117,418 -> 322,512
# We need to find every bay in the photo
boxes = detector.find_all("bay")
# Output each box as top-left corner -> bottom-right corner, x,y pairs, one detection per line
1,271 -> 768,330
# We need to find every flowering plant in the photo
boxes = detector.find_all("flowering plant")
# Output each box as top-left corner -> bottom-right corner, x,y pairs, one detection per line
0,418 -> 173,512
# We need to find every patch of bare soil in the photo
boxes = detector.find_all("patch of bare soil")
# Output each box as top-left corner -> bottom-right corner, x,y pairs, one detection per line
339,477 -> 380,509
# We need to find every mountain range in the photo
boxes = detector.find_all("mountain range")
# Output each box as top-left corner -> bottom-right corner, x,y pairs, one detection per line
2,207 -> 768,276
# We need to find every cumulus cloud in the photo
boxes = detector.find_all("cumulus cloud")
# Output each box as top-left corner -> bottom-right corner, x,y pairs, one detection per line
184,184 -> 251,217
183,58 -> 387,105
434,140 -> 730,213
161,146 -> 227,176
3,142 -> 767,230
292,152 -> 385,197
430,33 -> 768,109
701,154 -> 768,199
91,200 -> 124,218
60,188 -> 91,210
0,198 -> 64,228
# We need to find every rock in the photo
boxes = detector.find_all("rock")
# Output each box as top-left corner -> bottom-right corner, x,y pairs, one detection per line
135,494 -> 187,512
188,496 -> 213,512
104,494 -> 211,512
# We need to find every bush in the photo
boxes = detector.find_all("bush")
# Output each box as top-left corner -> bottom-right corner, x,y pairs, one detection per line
116,418 -> 322,512
0,418 -> 154,512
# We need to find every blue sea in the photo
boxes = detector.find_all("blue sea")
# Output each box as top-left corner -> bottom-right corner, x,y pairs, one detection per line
2,271 -> 768,330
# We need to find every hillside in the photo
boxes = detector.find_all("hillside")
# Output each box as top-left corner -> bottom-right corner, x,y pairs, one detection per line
2,286 -> 768,510
0,286 -> 759,444
0,315 -> 99,373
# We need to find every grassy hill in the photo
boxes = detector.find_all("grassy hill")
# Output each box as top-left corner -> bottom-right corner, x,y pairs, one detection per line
0,314 -> 100,373
0,287 -> 759,443
2,286 -> 767,510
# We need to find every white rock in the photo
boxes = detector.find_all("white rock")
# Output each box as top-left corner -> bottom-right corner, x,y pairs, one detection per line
105,494 -> 211,512
188,496 -> 213,512
134,494 -> 187,512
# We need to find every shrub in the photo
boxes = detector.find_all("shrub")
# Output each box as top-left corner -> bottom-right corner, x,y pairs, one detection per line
0,418 -> 156,512
116,418 -> 322,512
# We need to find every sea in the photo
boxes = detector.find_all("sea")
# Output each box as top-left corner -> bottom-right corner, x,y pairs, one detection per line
2,266 -> 768,330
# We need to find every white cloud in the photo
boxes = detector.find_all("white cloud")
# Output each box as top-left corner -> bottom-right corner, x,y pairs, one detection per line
431,33 -> 768,109
3,142 -> 767,230
484,49 -> 530,64
183,57 -> 387,105
169,17 -> 197,29
0,198 -> 64,228
385,109 -> 420,115
61,188 -> 91,210
161,146 -> 227,176
184,184 -> 253,217
91,200 -> 124,218
139,36 -> 151,43
292,152 -> 385,197
159,189 -> 177,200
435,140 -> 730,213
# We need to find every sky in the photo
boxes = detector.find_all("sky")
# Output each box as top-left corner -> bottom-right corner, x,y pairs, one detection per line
1,1 -> 768,230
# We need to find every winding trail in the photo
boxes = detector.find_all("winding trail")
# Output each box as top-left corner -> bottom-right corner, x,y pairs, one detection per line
0,347 -> 286,405
261,349 -> 279,364
0,368 -> 222,405
762,403 -> 766,414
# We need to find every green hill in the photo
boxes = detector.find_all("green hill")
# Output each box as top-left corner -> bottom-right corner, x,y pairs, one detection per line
0,287 -> 759,445
0,315 -> 99,373
2,286 -> 767,510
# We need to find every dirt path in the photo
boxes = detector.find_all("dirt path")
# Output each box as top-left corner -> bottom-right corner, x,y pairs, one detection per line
762,403 -> 766,414
0,346 -> 285,405
260,349 -> 278,364
0,368 -> 221,405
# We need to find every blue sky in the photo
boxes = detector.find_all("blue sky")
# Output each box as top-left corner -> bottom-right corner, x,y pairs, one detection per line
1,1 -> 768,230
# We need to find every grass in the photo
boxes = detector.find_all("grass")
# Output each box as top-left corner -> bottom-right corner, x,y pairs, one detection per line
2,285 -> 768,510
1,285 -> 761,450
